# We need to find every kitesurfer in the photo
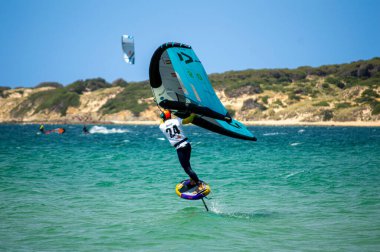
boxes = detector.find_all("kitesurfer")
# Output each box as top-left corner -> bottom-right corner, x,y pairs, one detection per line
159,110 -> 202,189
83,125 -> 89,134
39,124 -> 45,133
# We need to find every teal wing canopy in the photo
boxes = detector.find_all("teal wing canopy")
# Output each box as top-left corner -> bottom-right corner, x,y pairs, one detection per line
149,42 -> 256,141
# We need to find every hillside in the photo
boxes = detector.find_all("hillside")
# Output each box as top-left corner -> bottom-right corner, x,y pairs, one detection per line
1,58 -> 380,125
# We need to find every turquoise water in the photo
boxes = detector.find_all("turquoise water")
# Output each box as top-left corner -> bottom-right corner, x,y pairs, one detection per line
1,124 -> 380,251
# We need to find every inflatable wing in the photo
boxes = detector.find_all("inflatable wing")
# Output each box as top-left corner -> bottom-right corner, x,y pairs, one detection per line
149,42 -> 256,141
122,35 -> 135,64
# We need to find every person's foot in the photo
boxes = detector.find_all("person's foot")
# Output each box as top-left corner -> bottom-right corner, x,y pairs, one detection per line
185,180 -> 195,190
196,183 -> 204,192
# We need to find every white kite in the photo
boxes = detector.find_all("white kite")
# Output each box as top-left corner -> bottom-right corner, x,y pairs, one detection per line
122,35 -> 135,64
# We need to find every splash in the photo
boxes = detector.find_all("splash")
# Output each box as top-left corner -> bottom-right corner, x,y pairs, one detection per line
209,200 -> 223,214
207,200 -> 275,219
89,126 -> 129,134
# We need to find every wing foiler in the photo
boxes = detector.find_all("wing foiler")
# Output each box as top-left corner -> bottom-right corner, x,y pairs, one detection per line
149,42 -> 256,141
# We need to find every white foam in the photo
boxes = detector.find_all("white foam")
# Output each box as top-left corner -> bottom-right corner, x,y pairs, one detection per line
285,170 -> 305,179
191,142 -> 202,147
263,132 -> 287,136
290,142 -> 301,146
89,126 -> 129,134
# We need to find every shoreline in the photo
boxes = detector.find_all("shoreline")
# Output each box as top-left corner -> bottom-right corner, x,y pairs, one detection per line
243,120 -> 380,127
1,120 -> 380,127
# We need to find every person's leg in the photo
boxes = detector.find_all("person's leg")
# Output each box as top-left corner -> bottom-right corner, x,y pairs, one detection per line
176,144 -> 199,183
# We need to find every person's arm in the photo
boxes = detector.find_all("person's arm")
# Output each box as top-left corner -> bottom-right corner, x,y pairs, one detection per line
182,113 -> 196,125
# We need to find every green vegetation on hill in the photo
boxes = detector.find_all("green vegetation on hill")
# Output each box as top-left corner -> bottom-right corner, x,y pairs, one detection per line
210,57 -> 380,95
0,86 -> 11,98
35,82 -> 64,89
6,77 -> 147,118
9,78 -> 124,117
111,78 -> 129,88
3,57 -> 380,122
208,57 -> 380,119
66,78 -> 111,94
11,88 -> 80,117
100,81 -> 151,116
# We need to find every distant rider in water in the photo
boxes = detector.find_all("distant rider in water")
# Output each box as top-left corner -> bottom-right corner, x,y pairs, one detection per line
83,125 -> 89,134
39,124 -> 45,133
159,109 -> 202,190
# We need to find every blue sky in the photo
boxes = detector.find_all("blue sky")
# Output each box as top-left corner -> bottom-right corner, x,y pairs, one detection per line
1,0 -> 379,88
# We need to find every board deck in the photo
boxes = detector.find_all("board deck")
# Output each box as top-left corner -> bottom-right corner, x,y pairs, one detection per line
175,179 -> 210,200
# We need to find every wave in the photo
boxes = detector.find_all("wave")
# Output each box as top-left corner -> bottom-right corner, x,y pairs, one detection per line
263,132 -> 287,136
290,142 -> 302,146
89,126 -> 129,134
285,169 -> 305,179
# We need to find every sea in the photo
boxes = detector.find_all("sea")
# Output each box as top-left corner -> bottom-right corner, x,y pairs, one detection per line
1,124 -> 379,251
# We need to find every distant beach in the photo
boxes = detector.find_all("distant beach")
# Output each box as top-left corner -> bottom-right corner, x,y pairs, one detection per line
2,120 -> 380,127
96,120 -> 380,127
244,120 -> 380,127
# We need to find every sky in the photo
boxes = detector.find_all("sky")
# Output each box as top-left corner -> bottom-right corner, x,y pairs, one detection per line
1,0 -> 379,88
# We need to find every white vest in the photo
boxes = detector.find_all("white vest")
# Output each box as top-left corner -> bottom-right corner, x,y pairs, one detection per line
159,118 -> 188,149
